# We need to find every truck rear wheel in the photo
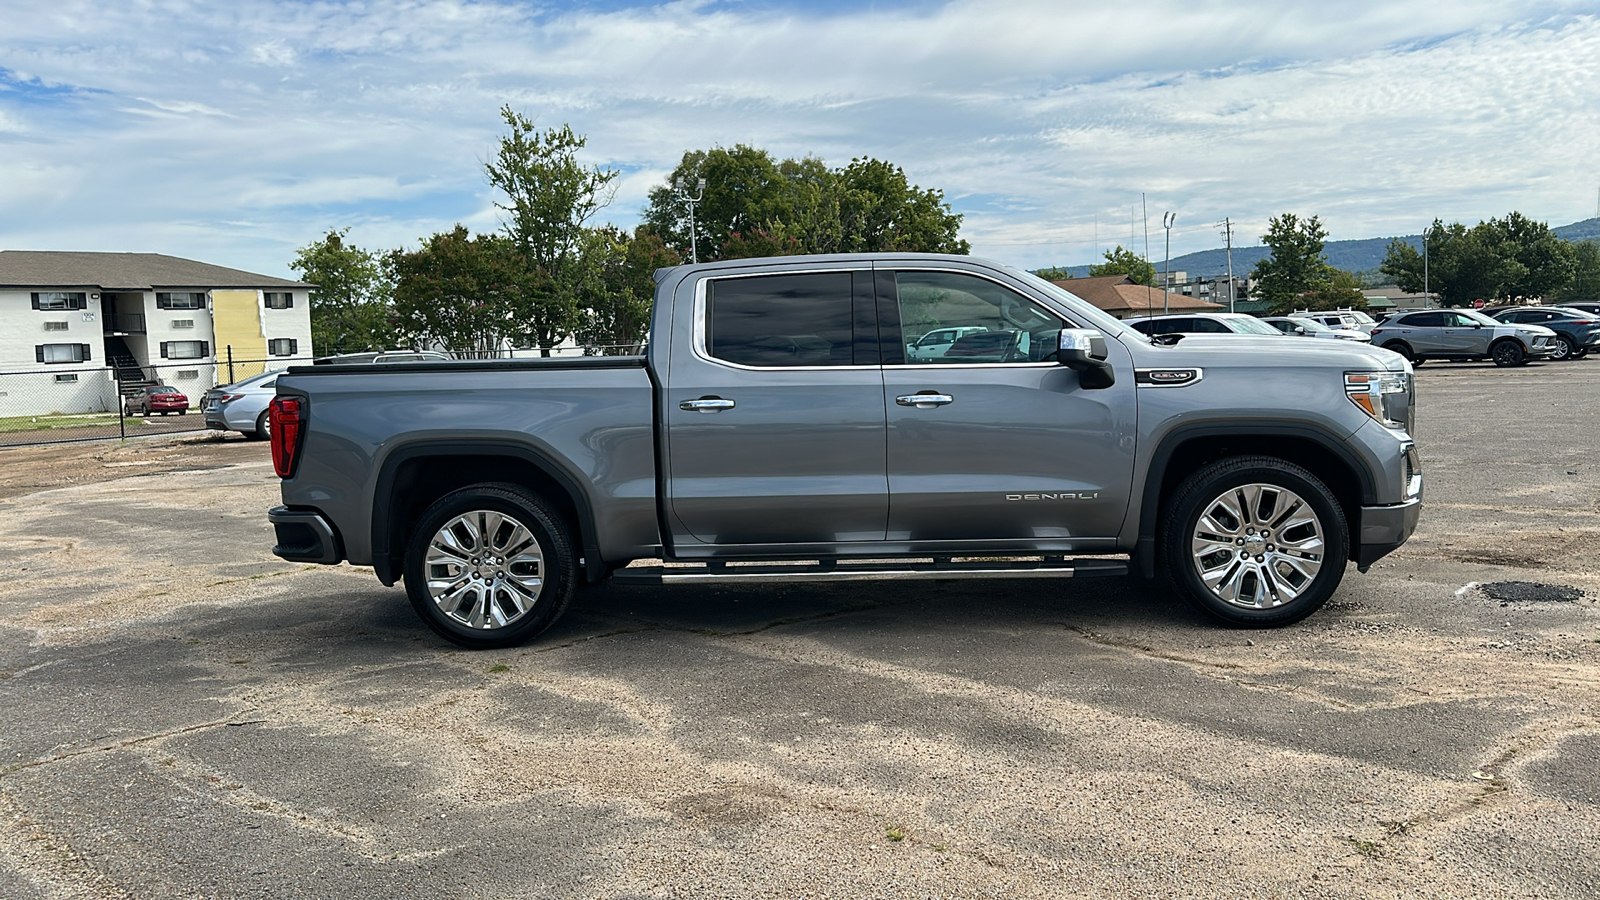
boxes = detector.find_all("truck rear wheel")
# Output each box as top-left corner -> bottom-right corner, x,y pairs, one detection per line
1159,456 -> 1348,627
403,483 -> 577,648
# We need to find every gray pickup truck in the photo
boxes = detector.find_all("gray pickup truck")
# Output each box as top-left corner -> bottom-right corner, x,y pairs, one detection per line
266,253 -> 1422,648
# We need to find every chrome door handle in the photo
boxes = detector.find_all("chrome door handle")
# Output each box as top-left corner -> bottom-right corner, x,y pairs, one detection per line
680,397 -> 736,412
895,392 -> 955,408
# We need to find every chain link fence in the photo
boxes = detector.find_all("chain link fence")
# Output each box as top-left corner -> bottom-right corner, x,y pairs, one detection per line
0,354 -> 314,448
0,342 -> 644,448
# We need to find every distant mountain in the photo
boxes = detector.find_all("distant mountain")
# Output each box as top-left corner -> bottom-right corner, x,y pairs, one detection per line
1045,217 -> 1600,279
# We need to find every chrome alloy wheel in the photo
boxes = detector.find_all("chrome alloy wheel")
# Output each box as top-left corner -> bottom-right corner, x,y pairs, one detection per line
424,510 -> 546,629
1189,483 -> 1325,609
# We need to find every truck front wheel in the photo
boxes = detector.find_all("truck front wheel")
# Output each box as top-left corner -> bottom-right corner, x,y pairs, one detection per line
1159,456 -> 1348,627
403,483 -> 577,648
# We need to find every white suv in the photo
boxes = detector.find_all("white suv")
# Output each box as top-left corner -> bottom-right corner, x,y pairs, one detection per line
1123,312 -> 1285,337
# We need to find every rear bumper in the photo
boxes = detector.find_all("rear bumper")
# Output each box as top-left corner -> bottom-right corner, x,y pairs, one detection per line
1355,497 -> 1422,569
268,506 -> 343,564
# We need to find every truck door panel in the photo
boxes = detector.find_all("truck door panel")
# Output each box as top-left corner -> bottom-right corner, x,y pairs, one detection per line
878,268 -> 1137,543
664,269 -> 887,547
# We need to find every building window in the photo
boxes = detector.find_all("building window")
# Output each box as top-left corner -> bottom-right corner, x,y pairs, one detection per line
268,338 -> 299,356
36,343 -> 92,364
264,292 -> 294,309
54,373 -> 80,383
32,292 -> 88,311
44,321 -> 70,331
156,292 -> 207,310
171,319 -> 195,329
159,340 -> 209,359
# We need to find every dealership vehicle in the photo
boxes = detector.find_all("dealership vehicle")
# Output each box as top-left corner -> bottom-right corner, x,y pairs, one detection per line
268,253 -> 1422,648
1369,308 -> 1556,366
1261,316 -> 1372,343
1484,307 -> 1600,361
202,370 -> 282,439
313,350 -> 453,365
1292,309 -> 1379,334
123,385 -> 189,416
905,325 -> 990,361
1123,312 -> 1286,337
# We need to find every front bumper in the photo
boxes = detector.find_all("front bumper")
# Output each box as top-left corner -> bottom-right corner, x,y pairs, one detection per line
268,506 -> 344,564
1355,497 -> 1422,569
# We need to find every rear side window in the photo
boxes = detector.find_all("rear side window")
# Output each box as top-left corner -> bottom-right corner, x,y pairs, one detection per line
1400,312 -> 1445,327
706,272 -> 855,367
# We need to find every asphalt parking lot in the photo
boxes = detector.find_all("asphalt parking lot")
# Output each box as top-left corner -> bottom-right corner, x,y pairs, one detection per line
2,361 -> 1598,899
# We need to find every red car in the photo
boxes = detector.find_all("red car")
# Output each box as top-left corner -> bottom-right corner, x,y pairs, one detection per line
125,385 -> 190,416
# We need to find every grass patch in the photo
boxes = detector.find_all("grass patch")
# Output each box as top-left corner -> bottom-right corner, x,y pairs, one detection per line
485,664 -> 510,674
0,412 -> 122,434
885,825 -> 906,842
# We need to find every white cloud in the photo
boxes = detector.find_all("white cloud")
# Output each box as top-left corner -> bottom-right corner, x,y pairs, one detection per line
1,1 -> 1598,275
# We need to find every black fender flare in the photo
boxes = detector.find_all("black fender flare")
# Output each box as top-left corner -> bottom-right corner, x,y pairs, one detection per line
369,439 -> 603,586
1133,422 -> 1375,577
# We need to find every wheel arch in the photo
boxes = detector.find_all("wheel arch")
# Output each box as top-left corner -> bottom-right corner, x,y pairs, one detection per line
370,440 -> 602,587
1135,424 -> 1371,578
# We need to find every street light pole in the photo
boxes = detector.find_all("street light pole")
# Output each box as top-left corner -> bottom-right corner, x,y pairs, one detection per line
675,176 -> 707,264
1221,217 -> 1235,314
1162,212 -> 1176,316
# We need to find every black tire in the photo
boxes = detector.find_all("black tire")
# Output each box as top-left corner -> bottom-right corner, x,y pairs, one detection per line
1159,456 -> 1349,627
1381,341 -> 1413,362
403,483 -> 577,649
1491,340 -> 1525,367
248,410 -> 271,441
1549,335 -> 1576,361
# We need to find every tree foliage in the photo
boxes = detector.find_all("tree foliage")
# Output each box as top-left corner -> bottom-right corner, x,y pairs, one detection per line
389,226 -> 549,359
571,225 -> 680,353
1087,245 -> 1155,285
1249,214 -> 1363,314
1555,240 -> 1600,302
1380,213 -> 1576,306
290,228 -> 396,354
641,146 -> 967,261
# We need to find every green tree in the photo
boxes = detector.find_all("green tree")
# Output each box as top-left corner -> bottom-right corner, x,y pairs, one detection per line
1033,267 -> 1074,281
1298,268 -> 1368,312
1556,240 -> 1600,302
389,226 -> 549,359
484,108 -> 618,354
1087,245 -> 1155,285
572,225 -> 680,354
641,147 -> 967,261
290,228 -> 395,354
1251,214 -> 1341,314
1382,213 -> 1575,306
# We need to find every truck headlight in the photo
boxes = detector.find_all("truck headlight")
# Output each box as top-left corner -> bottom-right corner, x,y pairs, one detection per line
1345,371 -> 1411,431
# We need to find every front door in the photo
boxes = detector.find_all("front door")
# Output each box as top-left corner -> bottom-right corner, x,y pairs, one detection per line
878,267 -> 1137,546
664,267 -> 887,549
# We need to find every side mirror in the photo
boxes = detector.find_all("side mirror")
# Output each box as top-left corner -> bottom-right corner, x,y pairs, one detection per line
1057,329 -> 1115,389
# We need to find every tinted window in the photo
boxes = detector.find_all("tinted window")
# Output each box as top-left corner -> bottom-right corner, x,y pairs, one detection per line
707,272 -> 855,367
893,271 -> 1061,364
1191,318 -> 1230,333
1400,312 -> 1445,327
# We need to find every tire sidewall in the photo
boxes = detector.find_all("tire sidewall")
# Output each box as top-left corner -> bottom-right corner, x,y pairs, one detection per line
1492,340 -> 1524,367
1161,457 -> 1349,627
403,484 -> 576,649
1552,336 -> 1574,360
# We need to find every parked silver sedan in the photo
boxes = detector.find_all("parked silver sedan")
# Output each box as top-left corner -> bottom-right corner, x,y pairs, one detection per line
1262,316 -> 1372,343
201,370 -> 283,439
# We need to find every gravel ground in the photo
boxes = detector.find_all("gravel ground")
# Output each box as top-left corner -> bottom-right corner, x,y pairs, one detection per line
0,362 -> 1597,898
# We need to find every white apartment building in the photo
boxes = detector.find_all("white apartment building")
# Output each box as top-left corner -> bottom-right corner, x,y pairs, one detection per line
0,251 -> 313,416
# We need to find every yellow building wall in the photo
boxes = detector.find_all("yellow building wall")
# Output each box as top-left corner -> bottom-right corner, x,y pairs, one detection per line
211,290 -> 266,364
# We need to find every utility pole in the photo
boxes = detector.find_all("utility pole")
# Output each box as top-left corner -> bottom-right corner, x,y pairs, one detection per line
1221,217 -> 1235,314
1423,226 -> 1430,306
1162,212 -> 1176,316
675,176 -> 707,263
1142,194 -> 1152,312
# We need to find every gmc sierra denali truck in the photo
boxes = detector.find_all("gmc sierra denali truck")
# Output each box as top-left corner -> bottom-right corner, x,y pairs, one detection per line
266,253 -> 1422,648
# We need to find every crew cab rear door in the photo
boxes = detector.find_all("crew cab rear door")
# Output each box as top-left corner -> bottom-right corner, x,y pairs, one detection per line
663,266 -> 887,549
877,266 -> 1137,544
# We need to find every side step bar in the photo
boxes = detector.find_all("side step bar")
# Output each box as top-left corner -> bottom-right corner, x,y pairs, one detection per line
610,557 -> 1129,586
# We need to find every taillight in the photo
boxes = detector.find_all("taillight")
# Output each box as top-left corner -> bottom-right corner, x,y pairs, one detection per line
269,397 -> 305,478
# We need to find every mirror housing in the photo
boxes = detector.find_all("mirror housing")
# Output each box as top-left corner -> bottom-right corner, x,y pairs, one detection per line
1057,329 -> 1115,389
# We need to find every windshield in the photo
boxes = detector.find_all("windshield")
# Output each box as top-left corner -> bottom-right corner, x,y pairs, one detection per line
1461,309 -> 1504,327
1010,269 -> 1137,337
1290,318 -> 1332,333
1347,310 -> 1377,324
1229,316 -> 1284,336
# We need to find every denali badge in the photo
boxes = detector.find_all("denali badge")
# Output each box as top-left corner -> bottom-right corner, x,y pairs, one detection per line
1006,492 -> 1100,501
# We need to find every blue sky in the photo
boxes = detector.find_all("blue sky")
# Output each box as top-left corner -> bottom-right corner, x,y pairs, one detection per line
3,0 -> 1599,279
